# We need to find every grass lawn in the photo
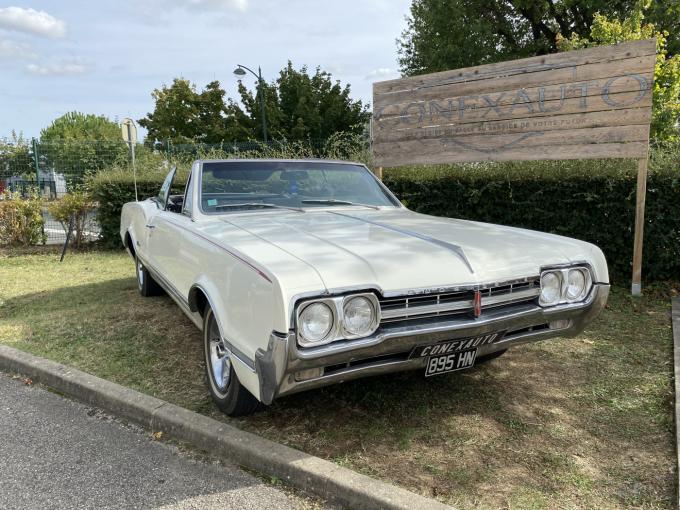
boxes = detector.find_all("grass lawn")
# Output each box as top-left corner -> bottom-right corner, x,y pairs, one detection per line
0,248 -> 676,509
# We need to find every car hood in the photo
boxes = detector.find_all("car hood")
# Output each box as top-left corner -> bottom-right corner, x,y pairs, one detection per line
199,208 -> 605,295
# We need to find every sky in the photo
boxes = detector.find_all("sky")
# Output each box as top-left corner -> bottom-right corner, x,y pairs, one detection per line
0,0 -> 411,140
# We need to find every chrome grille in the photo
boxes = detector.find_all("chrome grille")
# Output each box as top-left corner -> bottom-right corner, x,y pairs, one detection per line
379,277 -> 540,324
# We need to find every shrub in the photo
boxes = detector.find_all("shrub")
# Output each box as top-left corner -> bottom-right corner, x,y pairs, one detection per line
0,190 -> 45,246
383,148 -> 680,284
89,140 -> 678,284
89,138 -> 370,248
48,189 -> 96,248
88,151 -> 191,248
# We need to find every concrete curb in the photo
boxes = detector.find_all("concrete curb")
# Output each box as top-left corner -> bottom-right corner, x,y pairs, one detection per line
672,298 -> 680,510
0,345 -> 451,510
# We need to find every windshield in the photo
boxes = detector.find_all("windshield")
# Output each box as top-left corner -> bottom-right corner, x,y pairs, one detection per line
199,161 -> 400,213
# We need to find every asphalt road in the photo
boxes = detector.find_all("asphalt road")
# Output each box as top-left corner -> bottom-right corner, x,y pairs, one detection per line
0,372 -> 308,510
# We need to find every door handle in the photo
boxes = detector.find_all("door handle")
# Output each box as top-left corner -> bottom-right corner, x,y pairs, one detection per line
145,224 -> 156,229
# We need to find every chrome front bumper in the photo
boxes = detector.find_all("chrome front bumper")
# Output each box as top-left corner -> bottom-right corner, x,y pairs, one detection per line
255,283 -> 610,404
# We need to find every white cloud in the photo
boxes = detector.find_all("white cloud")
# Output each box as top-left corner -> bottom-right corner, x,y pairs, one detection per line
26,61 -> 88,76
0,39 -> 37,60
0,7 -> 66,38
365,67 -> 399,80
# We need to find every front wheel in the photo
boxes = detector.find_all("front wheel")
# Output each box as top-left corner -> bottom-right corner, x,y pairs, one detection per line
203,306 -> 261,416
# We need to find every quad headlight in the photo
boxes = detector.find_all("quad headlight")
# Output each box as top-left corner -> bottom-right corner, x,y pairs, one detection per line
343,296 -> 378,337
539,266 -> 592,307
298,302 -> 334,346
296,293 -> 380,347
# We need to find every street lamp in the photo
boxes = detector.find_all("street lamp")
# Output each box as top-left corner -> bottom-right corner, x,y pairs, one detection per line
233,64 -> 268,142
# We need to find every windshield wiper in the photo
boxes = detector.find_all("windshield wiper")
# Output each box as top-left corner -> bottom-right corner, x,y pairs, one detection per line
301,199 -> 380,210
213,202 -> 305,213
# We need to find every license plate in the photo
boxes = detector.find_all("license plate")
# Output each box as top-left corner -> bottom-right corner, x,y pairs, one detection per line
425,349 -> 477,376
411,331 -> 505,377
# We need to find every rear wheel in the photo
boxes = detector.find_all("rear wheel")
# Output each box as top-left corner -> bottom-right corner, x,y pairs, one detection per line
203,306 -> 261,416
135,256 -> 163,297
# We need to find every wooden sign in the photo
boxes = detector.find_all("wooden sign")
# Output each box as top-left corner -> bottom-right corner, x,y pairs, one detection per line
372,39 -> 655,167
372,39 -> 656,296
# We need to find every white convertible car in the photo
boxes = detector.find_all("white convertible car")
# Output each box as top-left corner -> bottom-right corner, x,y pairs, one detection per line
120,159 -> 609,416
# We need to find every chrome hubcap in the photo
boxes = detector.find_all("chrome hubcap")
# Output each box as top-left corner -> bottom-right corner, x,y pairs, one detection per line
208,317 -> 231,393
136,261 -> 144,288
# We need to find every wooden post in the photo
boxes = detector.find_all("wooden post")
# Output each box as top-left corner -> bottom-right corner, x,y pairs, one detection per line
631,156 -> 649,296
375,166 -> 383,180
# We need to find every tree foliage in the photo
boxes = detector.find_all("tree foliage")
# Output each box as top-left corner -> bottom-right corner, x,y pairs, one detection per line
39,112 -> 127,175
48,188 -> 95,248
0,131 -> 32,179
234,62 -> 370,141
138,79 -> 242,145
558,9 -> 680,141
397,0 -> 679,75
139,63 -> 370,144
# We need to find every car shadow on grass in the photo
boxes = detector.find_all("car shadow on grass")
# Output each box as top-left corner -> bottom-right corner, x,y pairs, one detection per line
1,280 -> 675,509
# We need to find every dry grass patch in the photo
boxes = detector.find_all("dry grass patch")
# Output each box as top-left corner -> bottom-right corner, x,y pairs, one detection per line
0,248 -> 675,509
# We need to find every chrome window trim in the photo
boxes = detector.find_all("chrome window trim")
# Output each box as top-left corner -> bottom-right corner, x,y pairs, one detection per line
196,159 -> 402,217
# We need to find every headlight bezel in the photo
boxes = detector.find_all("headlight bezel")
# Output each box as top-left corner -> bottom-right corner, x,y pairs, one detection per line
539,265 -> 593,307
297,301 -> 336,347
295,292 -> 380,348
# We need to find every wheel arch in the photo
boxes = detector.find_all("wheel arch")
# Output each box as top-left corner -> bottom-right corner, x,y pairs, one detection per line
188,283 -> 210,318
123,230 -> 136,259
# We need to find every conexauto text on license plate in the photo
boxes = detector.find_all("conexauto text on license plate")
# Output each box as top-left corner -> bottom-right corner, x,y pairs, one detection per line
411,331 -> 505,377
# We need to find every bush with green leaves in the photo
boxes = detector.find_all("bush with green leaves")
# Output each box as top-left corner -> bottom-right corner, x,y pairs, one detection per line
39,112 -> 128,179
0,190 -> 45,246
47,189 -> 96,248
383,147 -> 680,284
89,137 -> 370,248
558,9 -> 680,142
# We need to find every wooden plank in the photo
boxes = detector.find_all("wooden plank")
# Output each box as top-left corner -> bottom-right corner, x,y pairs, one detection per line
374,56 -> 655,109
631,156 -> 649,295
374,125 -> 649,166
374,66 -> 653,120
374,39 -> 656,94
375,141 -> 648,167
373,89 -> 653,140
374,108 -> 652,144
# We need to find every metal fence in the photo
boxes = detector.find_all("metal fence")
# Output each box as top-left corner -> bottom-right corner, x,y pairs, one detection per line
0,136 -> 369,246
0,137 -> 368,196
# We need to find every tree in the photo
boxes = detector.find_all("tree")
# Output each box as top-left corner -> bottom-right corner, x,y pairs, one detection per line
139,78 -> 242,145
40,112 -> 127,176
141,64 -> 369,144
0,131 -> 32,180
397,0 -> 679,75
234,62 -> 370,141
558,9 -> 680,141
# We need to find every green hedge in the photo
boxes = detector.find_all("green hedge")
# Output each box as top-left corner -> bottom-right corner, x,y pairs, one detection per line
90,147 -> 680,283
89,161 -> 190,249
383,152 -> 680,284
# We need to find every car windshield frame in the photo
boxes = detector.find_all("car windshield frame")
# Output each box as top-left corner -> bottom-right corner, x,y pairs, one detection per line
197,160 -> 401,215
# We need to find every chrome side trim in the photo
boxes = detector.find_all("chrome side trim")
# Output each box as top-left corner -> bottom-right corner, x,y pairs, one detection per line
329,211 -> 475,273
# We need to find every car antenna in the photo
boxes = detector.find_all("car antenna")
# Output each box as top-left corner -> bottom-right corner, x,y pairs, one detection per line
121,118 -> 139,201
